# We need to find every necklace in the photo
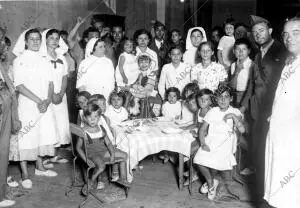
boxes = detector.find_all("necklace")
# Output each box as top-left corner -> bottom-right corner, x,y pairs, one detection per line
112,107 -> 122,114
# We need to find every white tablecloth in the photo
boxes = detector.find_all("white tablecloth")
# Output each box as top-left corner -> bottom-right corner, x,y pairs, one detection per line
115,118 -> 195,182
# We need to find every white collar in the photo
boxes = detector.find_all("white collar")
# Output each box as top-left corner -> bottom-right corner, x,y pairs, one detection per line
240,57 -> 252,68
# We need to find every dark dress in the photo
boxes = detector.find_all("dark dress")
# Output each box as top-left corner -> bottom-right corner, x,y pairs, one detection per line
0,63 -> 18,201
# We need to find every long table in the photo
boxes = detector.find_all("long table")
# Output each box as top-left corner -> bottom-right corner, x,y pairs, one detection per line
115,118 -> 195,190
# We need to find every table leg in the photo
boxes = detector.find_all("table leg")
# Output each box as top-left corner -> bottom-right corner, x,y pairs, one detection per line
179,153 -> 184,191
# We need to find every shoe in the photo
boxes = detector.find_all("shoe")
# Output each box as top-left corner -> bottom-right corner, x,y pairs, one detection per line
207,179 -> 219,200
158,155 -> 165,160
114,179 -> 131,187
7,176 -> 19,188
163,155 -> 170,163
20,179 -> 32,189
49,156 -> 68,163
200,182 -> 208,194
0,199 -> 15,207
183,171 -> 189,177
96,181 -> 105,190
201,179 -> 218,194
81,184 -> 88,196
240,168 -> 255,176
43,159 -> 54,169
111,173 -> 119,182
35,169 -> 57,177
183,174 -> 199,186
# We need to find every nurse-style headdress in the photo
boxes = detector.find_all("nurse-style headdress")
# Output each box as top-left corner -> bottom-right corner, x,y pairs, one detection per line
39,28 -> 68,57
12,29 -> 31,57
185,27 -> 207,50
85,37 -> 99,58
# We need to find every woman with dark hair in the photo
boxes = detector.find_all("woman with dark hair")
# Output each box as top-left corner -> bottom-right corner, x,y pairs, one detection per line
133,29 -> 159,73
76,38 -> 115,100
39,29 -> 70,166
11,28 -> 59,189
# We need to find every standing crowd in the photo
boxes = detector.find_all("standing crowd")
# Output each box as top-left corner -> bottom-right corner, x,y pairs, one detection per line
0,13 -> 299,208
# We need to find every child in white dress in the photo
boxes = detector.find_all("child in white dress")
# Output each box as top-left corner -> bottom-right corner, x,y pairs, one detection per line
183,89 -> 213,186
105,91 -> 129,126
161,87 -> 182,120
193,85 -> 245,200
217,18 -> 236,70
115,38 -> 139,90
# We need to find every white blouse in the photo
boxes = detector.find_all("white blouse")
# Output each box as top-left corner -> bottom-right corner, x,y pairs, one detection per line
76,55 -> 115,100
191,62 -> 228,92
158,62 -> 191,99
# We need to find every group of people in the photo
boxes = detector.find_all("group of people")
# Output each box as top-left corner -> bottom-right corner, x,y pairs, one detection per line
0,12 -> 299,208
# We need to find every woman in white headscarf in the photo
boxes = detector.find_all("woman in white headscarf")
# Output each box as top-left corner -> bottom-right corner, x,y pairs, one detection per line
76,37 -> 115,100
11,28 -> 59,189
183,27 -> 207,67
39,29 -> 70,166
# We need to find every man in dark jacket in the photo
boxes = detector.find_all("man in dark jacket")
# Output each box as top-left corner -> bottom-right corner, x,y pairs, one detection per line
240,15 -> 287,207
149,21 -> 170,79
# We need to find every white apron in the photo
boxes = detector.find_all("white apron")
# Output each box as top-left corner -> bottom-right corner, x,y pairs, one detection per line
48,55 -> 71,146
264,56 -> 300,208
13,50 -> 59,160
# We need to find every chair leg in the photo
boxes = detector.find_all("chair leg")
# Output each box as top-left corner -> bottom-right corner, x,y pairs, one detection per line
189,156 -> 193,196
108,165 -> 112,185
65,158 -> 80,196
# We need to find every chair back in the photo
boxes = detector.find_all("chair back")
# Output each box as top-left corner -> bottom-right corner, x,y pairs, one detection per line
69,123 -> 89,164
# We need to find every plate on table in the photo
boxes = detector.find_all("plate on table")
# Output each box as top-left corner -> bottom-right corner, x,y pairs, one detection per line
135,126 -> 150,132
155,117 -> 173,122
162,127 -> 183,134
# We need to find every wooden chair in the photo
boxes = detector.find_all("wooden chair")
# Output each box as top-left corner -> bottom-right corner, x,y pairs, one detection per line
67,123 -> 130,207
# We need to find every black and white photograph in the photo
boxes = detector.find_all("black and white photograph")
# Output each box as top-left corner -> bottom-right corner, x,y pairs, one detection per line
0,0 -> 299,207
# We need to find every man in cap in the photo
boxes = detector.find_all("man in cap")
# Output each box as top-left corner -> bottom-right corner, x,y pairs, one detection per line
149,20 -> 170,78
240,15 -> 287,207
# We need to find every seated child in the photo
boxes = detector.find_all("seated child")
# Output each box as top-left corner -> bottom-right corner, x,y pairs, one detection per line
183,89 -> 213,186
128,55 -> 161,118
193,85 -> 245,200
161,87 -> 182,120
130,55 -> 157,98
88,94 -> 129,181
180,93 -> 199,131
105,91 -> 129,126
76,91 -> 91,125
181,83 -> 200,123
76,103 -> 128,194
88,94 -> 115,143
